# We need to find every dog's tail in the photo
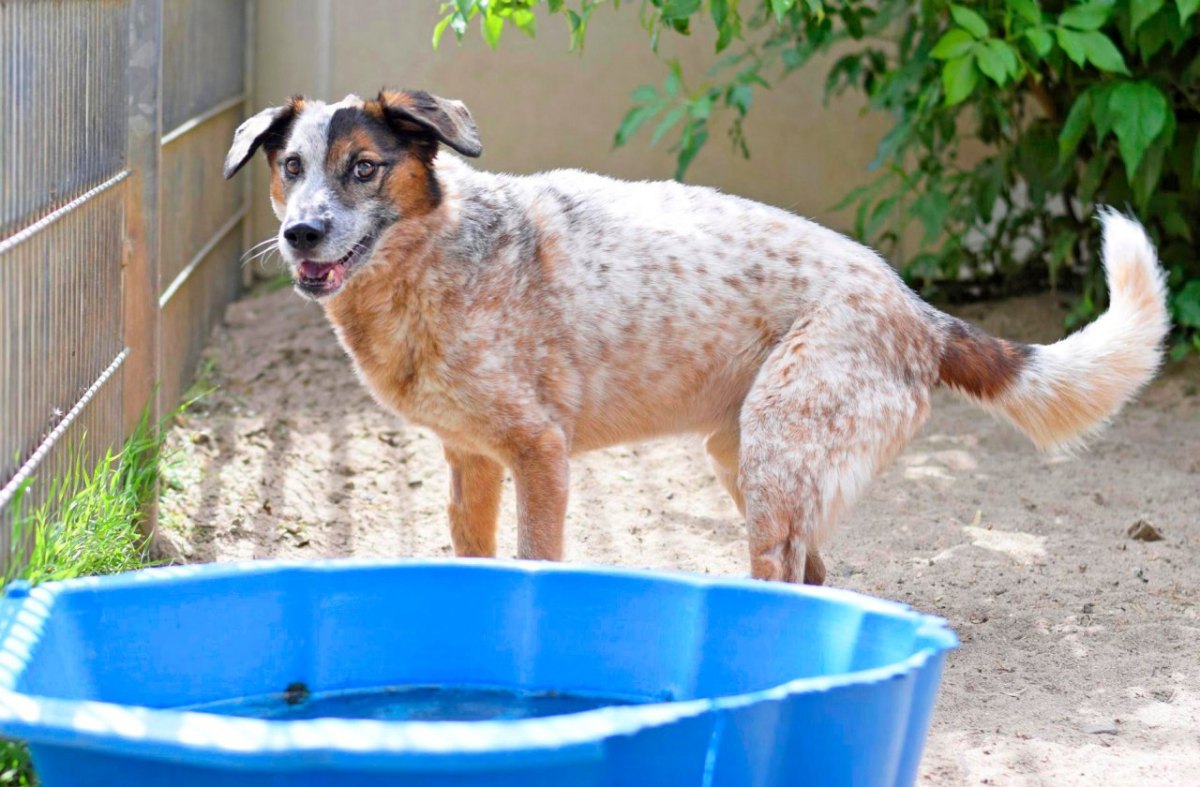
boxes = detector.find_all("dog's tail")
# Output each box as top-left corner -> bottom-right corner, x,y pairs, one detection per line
935,210 -> 1169,452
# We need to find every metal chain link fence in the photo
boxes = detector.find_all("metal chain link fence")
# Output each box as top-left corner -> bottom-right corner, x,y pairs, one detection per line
0,0 -> 253,568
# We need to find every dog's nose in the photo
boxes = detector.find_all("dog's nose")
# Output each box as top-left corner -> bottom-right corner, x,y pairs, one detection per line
283,220 -> 326,251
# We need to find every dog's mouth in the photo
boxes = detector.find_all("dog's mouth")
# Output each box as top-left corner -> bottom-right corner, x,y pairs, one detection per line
295,236 -> 376,298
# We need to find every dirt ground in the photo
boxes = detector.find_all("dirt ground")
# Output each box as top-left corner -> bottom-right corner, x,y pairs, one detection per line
159,283 -> 1200,786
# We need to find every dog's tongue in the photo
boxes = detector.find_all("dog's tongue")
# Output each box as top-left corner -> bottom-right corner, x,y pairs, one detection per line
299,260 -> 335,279
299,260 -> 345,288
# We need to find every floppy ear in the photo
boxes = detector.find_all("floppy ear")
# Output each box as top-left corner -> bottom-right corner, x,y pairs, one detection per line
223,101 -> 300,179
377,90 -> 482,158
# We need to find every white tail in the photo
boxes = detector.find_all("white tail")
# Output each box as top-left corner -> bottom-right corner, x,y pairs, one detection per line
942,210 -> 1170,452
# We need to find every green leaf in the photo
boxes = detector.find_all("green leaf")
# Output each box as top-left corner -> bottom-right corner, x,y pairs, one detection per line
1194,133 -> 1200,186
911,190 -> 950,244
566,9 -> 584,49
1130,0 -> 1165,31
770,0 -> 797,23
1025,27 -> 1054,56
1090,82 -> 1117,142
864,194 -> 900,239
1015,125 -> 1063,202
481,11 -> 504,49
974,154 -> 1007,221
1059,92 -> 1093,163
674,121 -> 709,180
1059,1 -> 1115,31
977,39 -> 1019,83
1177,0 -> 1200,23
710,0 -> 739,52
931,29 -> 976,59
1109,81 -> 1169,179
869,119 -> 912,170
1159,198 -> 1193,242
991,39 -> 1020,76
660,0 -> 702,21
614,103 -> 662,147
975,43 -> 1007,84
1131,138 -> 1167,210
829,176 -> 887,212
510,8 -> 536,35
432,14 -> 454,48
664,61 -> 683,97
1137,8 -> 1182,59
1049,229 -> 1076,273
950,5 -> 989,38
1079,30 -> 1129,72
650,105 -> 685,146
630,85 -> 659,103
1012,0 -> 1043,24
942,54 -> 978,105
1172,280 -> 1200,327
1056,27 -> 1088,66
1078,150 -> 1109,202
727,83 -> 753,115
689,92 -> 715,120
547,0 -> 564,11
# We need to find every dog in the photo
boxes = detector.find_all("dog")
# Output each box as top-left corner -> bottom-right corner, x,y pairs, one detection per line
224,89 -> 1169,584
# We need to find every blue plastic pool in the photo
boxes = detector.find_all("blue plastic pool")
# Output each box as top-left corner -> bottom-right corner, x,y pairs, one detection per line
0,559 -> 956,786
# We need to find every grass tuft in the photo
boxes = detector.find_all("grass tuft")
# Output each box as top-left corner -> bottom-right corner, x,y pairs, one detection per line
0,403 -> 192,785
3,413 -> 162,586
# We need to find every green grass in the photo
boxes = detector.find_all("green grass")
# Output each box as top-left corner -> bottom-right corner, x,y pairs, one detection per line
0,744 -> 33,787
3,413 -> 162,586
0,408 -> 182,786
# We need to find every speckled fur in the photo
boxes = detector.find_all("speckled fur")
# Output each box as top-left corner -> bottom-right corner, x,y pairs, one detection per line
227,92 -> 1169,583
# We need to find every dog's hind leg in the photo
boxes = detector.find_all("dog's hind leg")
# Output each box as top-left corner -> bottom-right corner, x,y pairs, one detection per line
706,424 -> 828,585
738,312 -> 936,583
444,446 -> 505,557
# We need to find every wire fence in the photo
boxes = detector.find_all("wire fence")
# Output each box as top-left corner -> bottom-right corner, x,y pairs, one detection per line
0,0 -> 253,568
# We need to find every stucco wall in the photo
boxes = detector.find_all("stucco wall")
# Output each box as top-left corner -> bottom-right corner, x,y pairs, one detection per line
249,0 -> 893,254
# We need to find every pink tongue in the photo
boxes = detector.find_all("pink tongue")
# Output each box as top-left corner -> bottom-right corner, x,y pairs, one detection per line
298,261 -> 345,288
299,261 -> 335,279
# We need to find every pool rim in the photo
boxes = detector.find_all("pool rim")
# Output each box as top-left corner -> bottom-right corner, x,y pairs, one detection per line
0,559 -> 958,772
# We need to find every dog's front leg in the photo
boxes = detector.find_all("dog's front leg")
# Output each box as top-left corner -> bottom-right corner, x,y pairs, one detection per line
444,446 -> 504,557
510,427 -> 570,561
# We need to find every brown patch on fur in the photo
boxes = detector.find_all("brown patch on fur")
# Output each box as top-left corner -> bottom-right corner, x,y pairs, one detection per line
534,225 -> 563,280
268,149 -> 286,206
386,153 -> 441,217
326,126 -> 376,169
803,551 -> 827,586
938,317 -> 1031,400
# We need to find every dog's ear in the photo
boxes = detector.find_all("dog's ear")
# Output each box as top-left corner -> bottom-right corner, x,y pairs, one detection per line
376,90 -> 482,158
224,99 -> 301,179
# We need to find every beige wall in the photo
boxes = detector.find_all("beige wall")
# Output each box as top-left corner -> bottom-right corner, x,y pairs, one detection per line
250,0 -> 892,251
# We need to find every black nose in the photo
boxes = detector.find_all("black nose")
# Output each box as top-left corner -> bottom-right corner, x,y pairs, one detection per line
283,220 -> 326,251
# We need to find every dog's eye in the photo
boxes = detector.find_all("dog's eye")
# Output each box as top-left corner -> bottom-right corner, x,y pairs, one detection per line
283,157 -> 302,177
353,160 -> 378,182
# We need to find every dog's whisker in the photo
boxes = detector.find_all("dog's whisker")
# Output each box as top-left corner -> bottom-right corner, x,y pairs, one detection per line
240,237 -> 279,263
242,245 -> 284,270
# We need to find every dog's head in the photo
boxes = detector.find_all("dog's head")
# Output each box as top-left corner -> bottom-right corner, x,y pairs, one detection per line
224,90 -> 481,300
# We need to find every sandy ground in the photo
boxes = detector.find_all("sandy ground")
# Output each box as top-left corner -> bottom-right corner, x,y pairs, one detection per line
159,284 -> 1200,786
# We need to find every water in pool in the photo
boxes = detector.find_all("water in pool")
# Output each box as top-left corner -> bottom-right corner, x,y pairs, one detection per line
185,684 -> 651,722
